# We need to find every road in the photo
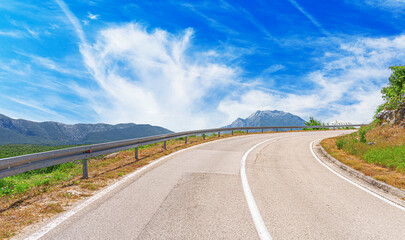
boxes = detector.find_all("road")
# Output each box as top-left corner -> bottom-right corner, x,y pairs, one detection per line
23,131 -> 405,239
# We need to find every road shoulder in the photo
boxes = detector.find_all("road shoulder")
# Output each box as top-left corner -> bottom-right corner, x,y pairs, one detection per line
312,139 -> 405,209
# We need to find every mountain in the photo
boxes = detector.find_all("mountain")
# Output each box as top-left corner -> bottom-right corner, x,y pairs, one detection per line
0,114 -> 172,145
225,110 -> 306,128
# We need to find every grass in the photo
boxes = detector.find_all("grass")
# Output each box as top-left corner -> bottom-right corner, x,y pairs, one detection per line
321,122 -> 405,191
364,145 -> 405,170
0,144 -> 84,197
0,162 -> 82,196
0,144 -> 78,159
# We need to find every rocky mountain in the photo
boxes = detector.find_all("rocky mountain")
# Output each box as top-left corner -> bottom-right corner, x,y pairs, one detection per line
225,110 -> 306,128
0,114 -> 172,145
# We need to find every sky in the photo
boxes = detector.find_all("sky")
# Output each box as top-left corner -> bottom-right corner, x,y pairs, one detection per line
1,0 -> 405,131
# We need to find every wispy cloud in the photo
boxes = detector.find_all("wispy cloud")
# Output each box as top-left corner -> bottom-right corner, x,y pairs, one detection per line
179,3 -> 238,35
14,51 -> 87,77
234,5 -> 276,41
55,0 -> 241,130
24,26 -> 39,39
87,12 -> 99,20
54,0 -> 86,43
352,0 -> 405,9
219,33 -> 405,124
48,0 -> 405,129
7,96 -> 65,119
0,30 -> 24,38
286,0 -> 329,36
263,64 -> 285,74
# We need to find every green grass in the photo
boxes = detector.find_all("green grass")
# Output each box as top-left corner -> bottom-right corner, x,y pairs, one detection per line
0,144 -> 78,159
233,130 -> 246,133
364,145 -> 405,170
0,144 -> 82,197
336,123 -> 405,172
0,161 -> 82,196
0,141 -> 172,197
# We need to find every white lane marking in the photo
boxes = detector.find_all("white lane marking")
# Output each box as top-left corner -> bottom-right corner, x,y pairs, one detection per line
241,138 -> 279,240
26,137 -> 239,240
310,140 -> 405,212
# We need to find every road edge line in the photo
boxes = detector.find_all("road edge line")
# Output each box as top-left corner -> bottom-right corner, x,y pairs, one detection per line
241,139 -> 275,240
310,140 -> 405,212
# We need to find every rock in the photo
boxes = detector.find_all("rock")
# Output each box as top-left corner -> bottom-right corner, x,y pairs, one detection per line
376,101 -> 405,126
104,152 -> 119,159
376,109 -> 393,122
396,102 -> 405,124
367,142 -> 377,145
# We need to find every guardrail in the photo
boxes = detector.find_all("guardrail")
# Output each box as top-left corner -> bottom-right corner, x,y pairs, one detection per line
0,124 -> 365,179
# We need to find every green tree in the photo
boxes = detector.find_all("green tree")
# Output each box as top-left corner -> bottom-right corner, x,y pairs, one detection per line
379,65 -> 405,111
305,117 -> 322,126
305,117 -> 323,130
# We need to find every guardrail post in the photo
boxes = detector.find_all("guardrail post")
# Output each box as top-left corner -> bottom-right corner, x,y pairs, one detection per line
163,141 -> 167,150
218,131 -> 221,137
231,130 -> 234,135
185,136 -> 188,144
82,159 -> 88,179
203,133 -> 205,140
135,147 -> 139,160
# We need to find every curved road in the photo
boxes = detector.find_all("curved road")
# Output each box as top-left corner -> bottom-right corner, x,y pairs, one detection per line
23,131 -> 405,239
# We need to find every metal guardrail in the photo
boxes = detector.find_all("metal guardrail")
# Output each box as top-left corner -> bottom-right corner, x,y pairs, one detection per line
0,124 -> 365,179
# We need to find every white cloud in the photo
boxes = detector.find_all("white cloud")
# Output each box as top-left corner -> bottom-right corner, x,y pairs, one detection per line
87,12 -> 99,20
0,30 -> 24,38
263,64 -> 285,74
218,34 -> 405,124
55,0 -> 86,43
24,26 -> 39,39
287,0 -> 329,36
54,0 -> 405,131
76,23 -> 239,130
348,0 -> 405,11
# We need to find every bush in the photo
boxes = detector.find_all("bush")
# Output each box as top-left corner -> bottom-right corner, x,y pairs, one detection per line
358,128 -> 367,143
376,65 -> 405,114
305,117 -> 325,130
336,138 -> 345,149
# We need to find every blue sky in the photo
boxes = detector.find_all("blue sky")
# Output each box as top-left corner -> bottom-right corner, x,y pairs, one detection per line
1,0 -> 405,131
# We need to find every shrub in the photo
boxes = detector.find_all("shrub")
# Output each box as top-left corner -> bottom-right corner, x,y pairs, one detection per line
336,138 -> 345,149
376,65 -> 405,114
358,128 -> 367,143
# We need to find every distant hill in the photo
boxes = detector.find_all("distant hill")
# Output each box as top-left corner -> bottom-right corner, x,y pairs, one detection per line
0,114 -> 172,145
224,110 -> 306,128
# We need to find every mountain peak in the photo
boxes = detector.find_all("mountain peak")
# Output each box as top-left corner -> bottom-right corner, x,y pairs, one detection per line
225,110 -> 305,128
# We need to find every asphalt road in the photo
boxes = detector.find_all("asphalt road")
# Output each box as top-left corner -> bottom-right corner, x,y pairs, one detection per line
24,131 -> 405,239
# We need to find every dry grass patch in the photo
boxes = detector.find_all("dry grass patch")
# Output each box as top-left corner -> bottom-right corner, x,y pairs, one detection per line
321,130 -> 405,191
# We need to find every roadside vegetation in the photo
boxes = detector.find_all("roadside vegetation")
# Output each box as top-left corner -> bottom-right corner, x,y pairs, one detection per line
0,144 -> 78,159
376,65 -> 405,113
322,124 -> 405,190
0,144 -> 83,197
322,65 -> 405,191
304,117 -> 354,130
